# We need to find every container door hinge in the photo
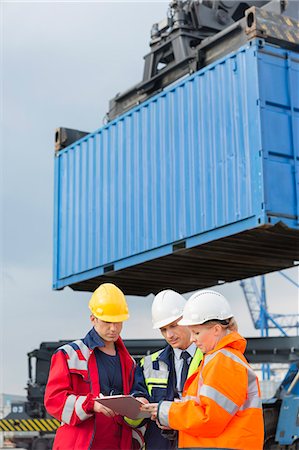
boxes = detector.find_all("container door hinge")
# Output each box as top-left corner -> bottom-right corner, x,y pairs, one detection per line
104,264 -> 114,273
172,241 -> 186,252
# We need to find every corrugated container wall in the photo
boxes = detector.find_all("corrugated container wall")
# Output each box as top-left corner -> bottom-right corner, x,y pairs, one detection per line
53,39 -> 299,295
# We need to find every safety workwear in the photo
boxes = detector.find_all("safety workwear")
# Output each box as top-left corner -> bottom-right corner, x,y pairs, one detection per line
158,332 -> 264,450
152,290 -> 186,329
89,283 -> 129,322
178,289 -> 233,325
129,345 -> 203,450
45,329 -> 142,450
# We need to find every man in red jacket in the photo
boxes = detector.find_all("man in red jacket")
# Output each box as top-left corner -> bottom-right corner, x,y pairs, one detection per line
45,283 -> 144,450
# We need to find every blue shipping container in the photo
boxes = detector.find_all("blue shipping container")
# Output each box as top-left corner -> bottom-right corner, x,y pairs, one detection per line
53,39 -> 299,295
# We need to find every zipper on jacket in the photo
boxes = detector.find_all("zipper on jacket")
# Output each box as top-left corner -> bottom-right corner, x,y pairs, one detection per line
87,350 -> 96,450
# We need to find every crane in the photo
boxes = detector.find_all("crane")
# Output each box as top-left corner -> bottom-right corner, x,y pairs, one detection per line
240,272 -> 299,379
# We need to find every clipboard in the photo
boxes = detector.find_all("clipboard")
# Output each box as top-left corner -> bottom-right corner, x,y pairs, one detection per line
95,395 -> 152,420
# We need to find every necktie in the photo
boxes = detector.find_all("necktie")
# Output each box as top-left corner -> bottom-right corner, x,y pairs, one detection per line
180,351 -> 190,392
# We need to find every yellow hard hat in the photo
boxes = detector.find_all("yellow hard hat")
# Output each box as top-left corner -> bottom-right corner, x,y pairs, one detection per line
88,283 -> 129,322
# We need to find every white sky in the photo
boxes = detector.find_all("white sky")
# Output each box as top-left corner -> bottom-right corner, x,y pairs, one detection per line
1,1 -> 298,396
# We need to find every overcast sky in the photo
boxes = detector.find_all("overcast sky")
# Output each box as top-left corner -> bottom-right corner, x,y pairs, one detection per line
1,1 -> 298,396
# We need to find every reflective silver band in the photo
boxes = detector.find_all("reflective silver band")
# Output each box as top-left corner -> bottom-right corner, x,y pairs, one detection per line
74,340 -> 90,361
75,396 -> 93,421
61,395 -> 92,424
219,349 -> 248,368
61,395 -> 76,424
240,396 -> 262,410
59,344 -> 88,371
158,401 -> 172,427
244,365 -> 262,409
200,384 -> 239,415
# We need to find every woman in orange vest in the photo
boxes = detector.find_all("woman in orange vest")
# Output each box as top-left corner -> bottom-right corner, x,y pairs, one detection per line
141,289 -> 264,450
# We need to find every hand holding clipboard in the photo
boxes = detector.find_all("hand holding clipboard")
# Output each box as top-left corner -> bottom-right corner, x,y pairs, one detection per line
95,395 -> 152,420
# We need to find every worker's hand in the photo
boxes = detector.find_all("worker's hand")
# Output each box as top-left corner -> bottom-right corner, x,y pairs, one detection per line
136,397 -> 149,404
140,402 -> 158,420
93,401 -> 116,417
151,411 -> 157,421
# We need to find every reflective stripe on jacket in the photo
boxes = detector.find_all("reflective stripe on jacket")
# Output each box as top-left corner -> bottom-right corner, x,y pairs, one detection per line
158,332 -> 264,450
44,328 -> 140,450
141,346 -> 202,399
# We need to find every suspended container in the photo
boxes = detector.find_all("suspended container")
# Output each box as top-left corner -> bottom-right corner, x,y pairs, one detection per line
53,39 -> 299,295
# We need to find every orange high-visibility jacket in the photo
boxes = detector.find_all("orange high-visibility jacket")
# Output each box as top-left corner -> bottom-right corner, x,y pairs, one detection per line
157,332 -> 264,450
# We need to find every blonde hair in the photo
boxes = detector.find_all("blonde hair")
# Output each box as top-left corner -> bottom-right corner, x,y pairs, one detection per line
205,317 -> 238,333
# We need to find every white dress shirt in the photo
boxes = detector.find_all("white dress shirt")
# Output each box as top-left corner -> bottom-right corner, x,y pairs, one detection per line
173,342 -> 197,397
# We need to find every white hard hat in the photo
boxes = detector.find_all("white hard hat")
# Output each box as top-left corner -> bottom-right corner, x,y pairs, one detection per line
178,290 -> 233,326
152,290 -> 186,329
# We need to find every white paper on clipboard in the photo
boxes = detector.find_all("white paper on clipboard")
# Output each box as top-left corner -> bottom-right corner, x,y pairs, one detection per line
95,395 -> 152,420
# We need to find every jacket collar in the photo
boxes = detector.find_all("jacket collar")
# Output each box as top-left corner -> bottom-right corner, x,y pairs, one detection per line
82,328 -> 130,358
209,331 -> 247,355
157,344 -> 173,366
83,327 -> 105,350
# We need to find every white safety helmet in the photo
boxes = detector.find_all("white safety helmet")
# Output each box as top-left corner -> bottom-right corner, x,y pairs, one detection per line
178,290 -> 233,326
152,290 -> 186,329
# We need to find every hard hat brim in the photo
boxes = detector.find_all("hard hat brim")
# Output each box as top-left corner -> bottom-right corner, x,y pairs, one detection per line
153,314 -> 183,329
178,314 -> 233,326
178,317 -> 204,326
92,313 -> 129,322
